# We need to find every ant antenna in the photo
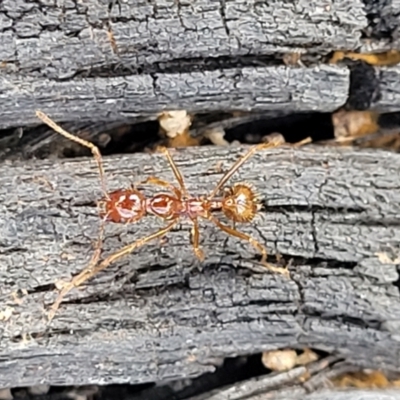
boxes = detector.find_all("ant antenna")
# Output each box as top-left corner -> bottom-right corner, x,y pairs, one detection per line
208,139 -> 283,200
35,110 -> 109,199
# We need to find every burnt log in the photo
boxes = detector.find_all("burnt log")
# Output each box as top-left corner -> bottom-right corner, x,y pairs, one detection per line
0,0 -> 400,129
0,144 -> 400,388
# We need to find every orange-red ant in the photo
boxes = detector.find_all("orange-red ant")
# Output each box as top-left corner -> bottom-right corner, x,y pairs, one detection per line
36,110 -> 303,322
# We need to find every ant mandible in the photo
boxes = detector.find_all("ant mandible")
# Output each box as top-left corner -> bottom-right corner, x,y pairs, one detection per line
36,110 -> 295,322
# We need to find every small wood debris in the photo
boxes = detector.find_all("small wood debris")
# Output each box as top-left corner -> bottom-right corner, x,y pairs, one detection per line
0,307 -> 13,322
262,348 -> 319,372
375,252 -> 400,264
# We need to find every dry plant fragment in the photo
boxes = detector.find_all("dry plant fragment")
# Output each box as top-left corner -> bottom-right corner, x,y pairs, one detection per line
158,110 -> 201,148
331,370 -> 394,389
262,348 -> 319,372
158,110 -> 192,138
35,110 -> 302,322
107,24 -> 118,54
332,110 -> 379,142
329,110 -> 400,150
355,128 -> 400,151
295,348 -> 319,365
262,349 -> 298,371
166,131 -> 201,148
203,127 -> 230,146
330,50 -> 400,66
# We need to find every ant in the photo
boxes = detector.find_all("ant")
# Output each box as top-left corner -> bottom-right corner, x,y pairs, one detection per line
36,110 -> 304,322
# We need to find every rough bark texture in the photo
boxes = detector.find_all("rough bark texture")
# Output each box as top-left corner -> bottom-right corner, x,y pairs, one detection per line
0,144 -> 400,388
0,65 -> 350,129
0,0 -> 400,129
0,0 -> 370,73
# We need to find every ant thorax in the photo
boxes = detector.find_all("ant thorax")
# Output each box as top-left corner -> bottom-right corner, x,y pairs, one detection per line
221,183 -> 260,223
100,189 -> 146,223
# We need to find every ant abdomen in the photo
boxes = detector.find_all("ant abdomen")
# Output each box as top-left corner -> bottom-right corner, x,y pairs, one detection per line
100,189 -> 146,223
222,183 -> 260,223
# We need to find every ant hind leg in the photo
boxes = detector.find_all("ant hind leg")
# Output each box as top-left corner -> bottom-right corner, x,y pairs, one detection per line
207,216 -> 290,278
47,220 -> 178,323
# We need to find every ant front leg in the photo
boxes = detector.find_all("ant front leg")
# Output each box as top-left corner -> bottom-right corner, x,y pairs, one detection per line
47,219 -> 178,322
207,216 -> 290,278
208,139 -> 285,200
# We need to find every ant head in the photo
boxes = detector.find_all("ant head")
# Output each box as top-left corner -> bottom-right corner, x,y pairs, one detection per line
99,189 -> 146,223
221,183 -> 261,223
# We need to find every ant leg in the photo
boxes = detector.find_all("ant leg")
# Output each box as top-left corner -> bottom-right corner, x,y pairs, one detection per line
155,146 -> 189,197
191,218 -> 204,261
208,138 -> 285,200
48,212 -> 108,323
207,216 -> 290,277
87,214 -> 107,272
35,110 -> 109,199
48,219 -> 178,322
84,201 -> 113,278
138,176 -> 181,199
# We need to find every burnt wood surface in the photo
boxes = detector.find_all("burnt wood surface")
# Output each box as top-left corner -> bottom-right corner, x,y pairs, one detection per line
0,65 -> 350,129
0,144 -> 400,388
0,0 -> 400,129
